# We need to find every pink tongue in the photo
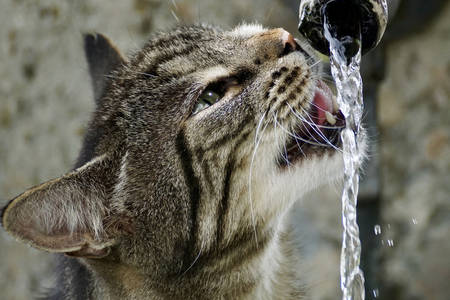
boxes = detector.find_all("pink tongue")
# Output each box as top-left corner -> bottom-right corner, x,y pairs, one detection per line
313,89 -> 330,126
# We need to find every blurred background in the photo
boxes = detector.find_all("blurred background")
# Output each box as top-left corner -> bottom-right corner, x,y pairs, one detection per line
0,0 -> 448,299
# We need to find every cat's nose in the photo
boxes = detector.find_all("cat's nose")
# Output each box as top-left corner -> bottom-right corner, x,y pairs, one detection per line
248,28 -> 301,58
280,30 -> 300,57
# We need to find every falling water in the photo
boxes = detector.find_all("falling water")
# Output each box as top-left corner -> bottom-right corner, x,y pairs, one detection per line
324,16 -> 366,300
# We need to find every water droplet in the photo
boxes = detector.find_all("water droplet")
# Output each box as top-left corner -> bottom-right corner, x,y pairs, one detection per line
372,288 -> 380,298
387,239 -> 394,247
374,224 -> 381,235
387,223 -> 391,229
412,218 -> 418,225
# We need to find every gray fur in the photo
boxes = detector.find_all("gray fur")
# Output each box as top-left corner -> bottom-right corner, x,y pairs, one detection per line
1,24 -> 354,299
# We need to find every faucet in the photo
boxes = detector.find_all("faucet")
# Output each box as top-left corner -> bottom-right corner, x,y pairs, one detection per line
298,0 -> 388,58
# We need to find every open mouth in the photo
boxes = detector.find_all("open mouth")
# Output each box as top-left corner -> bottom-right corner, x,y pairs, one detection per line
279,80 -> 345,167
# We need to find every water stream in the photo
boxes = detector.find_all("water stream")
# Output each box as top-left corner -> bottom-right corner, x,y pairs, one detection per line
324,16 -> 366,300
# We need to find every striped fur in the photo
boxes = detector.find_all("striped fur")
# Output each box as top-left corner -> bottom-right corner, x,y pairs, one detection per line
1,24 -> 364,299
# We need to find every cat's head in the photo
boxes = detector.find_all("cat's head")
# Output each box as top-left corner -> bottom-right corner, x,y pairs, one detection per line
1,24 -> 350,279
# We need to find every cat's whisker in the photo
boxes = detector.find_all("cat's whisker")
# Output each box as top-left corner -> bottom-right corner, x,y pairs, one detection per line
171,10 -> 180,23
310,71 -> 333,78
170,0 -> 178,10
361,109 -> 369,124
299,110 -> 341,149
284,112 -> 307,158
305,99 -> 345,122
179,240 -> 204,277
287,103 -> 344,130
195,0 -> 201,23
301,107 -> 341,151
294,105 -> 343,152
272,113 -> 293,165
283,141 -> 292,166
293,114 -> 329,147
248,112 -> 269,248
294,136 -> 306,157
132,71 -> 158,78
305,55 -> 318,62
104,74 -> 132,80
308,59 -> 322,70
318,78 -> 336,85
107,71 -> 158,80
310,75 -> 335,85
318,72 -> 335,81
310,72 -> 336,83
275,113 -> 293,166
273,116 -> 330,148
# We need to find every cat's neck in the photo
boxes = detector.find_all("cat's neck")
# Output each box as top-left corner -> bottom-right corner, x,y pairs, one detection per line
249,218 -> 305,300
84,217 -> 304,300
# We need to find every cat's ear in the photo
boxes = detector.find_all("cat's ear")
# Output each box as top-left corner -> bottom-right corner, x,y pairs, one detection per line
1,154 -> 128,258
83,33 -> 126,103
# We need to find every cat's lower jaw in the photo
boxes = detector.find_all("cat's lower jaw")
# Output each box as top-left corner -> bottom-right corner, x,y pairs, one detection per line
243,223 -> 307,299
279,126 -> 366,197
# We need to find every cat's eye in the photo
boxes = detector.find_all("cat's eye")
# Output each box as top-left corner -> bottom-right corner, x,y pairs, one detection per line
193,90 -> 221,114
192,73 -> 250,115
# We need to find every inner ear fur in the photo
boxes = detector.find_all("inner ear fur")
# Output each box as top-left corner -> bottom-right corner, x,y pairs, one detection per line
1,154 -> 122,258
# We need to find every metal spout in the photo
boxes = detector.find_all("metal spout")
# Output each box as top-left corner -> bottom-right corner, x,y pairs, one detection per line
298,0 -> 388,57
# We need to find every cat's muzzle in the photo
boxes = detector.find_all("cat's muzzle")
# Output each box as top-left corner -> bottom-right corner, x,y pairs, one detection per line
280,80 -> 345,167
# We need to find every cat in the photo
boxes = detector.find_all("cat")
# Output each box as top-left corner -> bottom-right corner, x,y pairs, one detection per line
1,23 -> 359,299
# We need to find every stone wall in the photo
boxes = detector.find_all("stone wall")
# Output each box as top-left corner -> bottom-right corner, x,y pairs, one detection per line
378,3 -> 450,299
0,1 -> 448,299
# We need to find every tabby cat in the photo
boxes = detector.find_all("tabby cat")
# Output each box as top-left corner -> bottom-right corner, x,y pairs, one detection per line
1,24 -> 362,299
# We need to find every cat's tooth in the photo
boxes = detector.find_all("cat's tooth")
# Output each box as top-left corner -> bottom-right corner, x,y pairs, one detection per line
325,111 -> 337,125
331,96 -> 339,112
